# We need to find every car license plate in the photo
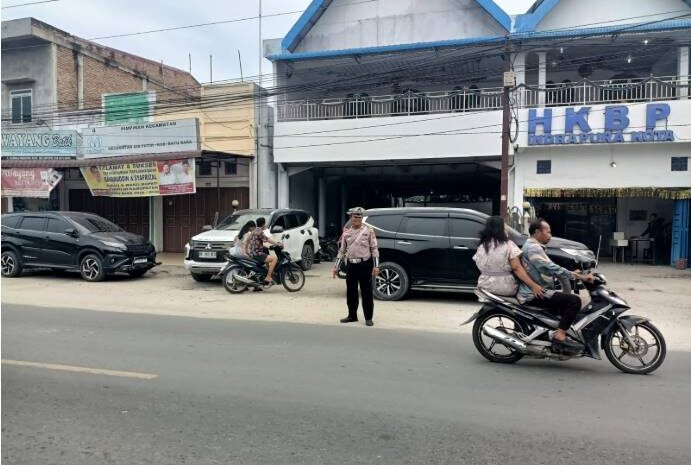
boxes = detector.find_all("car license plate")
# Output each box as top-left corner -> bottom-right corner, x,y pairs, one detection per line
199,251 -> 216,259
133,257 -> 148,264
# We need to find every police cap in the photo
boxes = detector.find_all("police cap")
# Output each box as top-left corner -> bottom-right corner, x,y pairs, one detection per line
347,206 -> 365,217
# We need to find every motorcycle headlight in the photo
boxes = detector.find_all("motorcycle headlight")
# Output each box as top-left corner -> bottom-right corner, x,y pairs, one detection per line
101,240 -> 127,251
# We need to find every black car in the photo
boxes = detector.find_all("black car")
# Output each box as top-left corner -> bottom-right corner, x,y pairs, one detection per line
1,211 -> 157,282
359,208 -> 596,301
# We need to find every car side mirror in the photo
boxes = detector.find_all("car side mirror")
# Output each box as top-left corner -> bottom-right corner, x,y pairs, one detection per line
201,224 -> 213,232
64,228 -> 79,237
271,225 -> 284,234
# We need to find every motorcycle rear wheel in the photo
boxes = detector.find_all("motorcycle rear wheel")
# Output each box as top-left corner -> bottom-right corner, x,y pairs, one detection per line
472,311 -> 527,364
281,266 -> 305,292
603,321 -> 666,375
222,266 -> 250,294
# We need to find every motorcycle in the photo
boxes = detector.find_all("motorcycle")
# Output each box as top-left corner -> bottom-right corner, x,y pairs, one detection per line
463,270 -> 666,374
215,245 -> 306,294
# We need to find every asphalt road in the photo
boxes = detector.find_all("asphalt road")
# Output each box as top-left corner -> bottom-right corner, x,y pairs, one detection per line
2,304 -> 690,465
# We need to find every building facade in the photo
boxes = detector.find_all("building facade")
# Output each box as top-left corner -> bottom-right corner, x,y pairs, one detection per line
265,0 -> 691,265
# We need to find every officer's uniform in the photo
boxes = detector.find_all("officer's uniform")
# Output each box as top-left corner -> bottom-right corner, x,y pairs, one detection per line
335,207 -> 379,324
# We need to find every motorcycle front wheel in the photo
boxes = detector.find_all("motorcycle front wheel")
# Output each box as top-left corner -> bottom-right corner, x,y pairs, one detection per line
603,320 -> 666,374
281,266 -> 305,292
472,311 -> 527,364
222,266 -> 250,294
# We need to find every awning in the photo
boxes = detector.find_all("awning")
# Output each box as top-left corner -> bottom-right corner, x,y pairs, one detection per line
0,150 -> 202,169
524,187 -> 691,200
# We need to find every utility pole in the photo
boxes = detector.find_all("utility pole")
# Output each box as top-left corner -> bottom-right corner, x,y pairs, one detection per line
254,0 -> 262,208
500,38 -> 513,221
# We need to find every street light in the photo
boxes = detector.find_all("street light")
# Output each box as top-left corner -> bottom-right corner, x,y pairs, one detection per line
231,199 -> 239,213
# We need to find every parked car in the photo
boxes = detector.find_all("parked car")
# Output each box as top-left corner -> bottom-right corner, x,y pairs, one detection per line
183,208 -> 320,282
356,208 -> 596,301
1,211 -> 157,282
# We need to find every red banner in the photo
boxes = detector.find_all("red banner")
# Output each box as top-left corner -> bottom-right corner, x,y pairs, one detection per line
1,168 -> 62,198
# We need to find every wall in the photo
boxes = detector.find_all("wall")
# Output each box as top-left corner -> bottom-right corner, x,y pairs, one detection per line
295,0 -> 505,53
274,109 -> 504,163
536,0 -> 689,31
1,44 -> 55,122
289,170 -> 317,217
616,197 -> 675,238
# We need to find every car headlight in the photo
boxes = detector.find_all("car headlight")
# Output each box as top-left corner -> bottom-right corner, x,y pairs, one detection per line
101,240 -> 127,251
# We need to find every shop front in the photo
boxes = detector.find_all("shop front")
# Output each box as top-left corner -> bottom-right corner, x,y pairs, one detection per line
513,101 -> 691,267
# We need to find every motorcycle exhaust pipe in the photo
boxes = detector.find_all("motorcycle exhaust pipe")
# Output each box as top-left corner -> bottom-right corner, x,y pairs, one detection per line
233,274 -> 258,286
482,326 -> 528,353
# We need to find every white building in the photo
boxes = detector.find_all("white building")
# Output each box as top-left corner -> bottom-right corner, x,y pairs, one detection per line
265,0 -> 691,264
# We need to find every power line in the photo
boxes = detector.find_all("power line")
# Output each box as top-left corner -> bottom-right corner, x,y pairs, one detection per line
1,0 -> 58,9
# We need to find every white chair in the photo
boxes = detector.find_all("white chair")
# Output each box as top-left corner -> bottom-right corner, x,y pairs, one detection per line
610,233 -> 628,263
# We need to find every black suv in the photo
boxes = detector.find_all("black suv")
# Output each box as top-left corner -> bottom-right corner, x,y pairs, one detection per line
1,211 -> 157,282
361,208 -> 596,301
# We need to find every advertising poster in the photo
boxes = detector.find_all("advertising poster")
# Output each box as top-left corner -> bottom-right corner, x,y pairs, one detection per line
1,168 -> 63,198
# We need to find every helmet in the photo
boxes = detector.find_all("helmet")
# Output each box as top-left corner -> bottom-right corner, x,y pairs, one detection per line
347,206 -> 366,217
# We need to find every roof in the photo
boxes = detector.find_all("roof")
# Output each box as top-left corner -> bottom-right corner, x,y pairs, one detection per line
280,0 -> 511,53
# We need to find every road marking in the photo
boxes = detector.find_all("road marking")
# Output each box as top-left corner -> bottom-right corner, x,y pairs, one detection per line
1,359 -> 158,380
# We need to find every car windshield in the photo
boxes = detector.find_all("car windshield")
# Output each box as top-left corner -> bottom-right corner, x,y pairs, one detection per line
216,212 -> 270,231
67,214 -> 123,233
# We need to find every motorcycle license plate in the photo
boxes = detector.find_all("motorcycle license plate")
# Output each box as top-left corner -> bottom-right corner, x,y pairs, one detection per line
133,257 -> 148,264
199,251 -> 216,259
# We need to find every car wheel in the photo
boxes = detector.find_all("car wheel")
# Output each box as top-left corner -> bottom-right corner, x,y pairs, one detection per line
373,262 -> 409,301
191,273 -> 212,282
1,250 -> 23,278
128,269 -> 148,278
80,254 -> 105,282
300,243 -> 314,271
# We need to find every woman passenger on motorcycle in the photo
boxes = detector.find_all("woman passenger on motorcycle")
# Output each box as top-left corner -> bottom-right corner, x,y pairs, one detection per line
232,220 -> 256,257
473,216 -> 545,299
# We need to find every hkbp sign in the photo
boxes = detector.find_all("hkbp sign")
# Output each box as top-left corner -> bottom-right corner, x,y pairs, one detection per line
528,103 -> 674,146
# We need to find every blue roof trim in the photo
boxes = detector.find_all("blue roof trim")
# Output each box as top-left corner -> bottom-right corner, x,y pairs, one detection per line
268,35 -> 506,62
513,0 -> 559,33
476,0 -> 512,31
511,18 -> 691,40
281,0 -> 332,52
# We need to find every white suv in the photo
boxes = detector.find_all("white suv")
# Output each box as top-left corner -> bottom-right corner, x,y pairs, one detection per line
183,208 -> 320,282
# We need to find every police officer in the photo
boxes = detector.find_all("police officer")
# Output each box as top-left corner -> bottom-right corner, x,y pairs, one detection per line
332,207 -> 380,326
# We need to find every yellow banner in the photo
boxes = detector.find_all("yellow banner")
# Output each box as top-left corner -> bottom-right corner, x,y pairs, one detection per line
81,159 -> 195,197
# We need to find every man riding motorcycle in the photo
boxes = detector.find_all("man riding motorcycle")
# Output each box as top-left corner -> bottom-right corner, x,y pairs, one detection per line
245,217 -> 282,287
518,218 -> 593,354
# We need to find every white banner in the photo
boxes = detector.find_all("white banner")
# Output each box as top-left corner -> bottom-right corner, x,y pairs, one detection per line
83,118 -> 199,159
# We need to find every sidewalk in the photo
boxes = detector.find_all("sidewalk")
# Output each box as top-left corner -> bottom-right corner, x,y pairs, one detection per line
2,258 -> 690,349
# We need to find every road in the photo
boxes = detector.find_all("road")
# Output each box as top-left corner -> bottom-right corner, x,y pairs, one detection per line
3,304 -> 690,465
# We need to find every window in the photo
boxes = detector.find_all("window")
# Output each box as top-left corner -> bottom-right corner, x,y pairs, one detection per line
450,218 -> 484,238
366,214 -> 403,232
199,160 -> 212,176
10,89 -> 32,123
295,212 -> 309,227
46,218 -> 72,234
671,157 -> 688,172
64,214 -> 122,233
537,160 -> 551,174
2,215 -> 22,229
225,160 -> 237,175
401,216 -> 447,236
19,216 -> 45,231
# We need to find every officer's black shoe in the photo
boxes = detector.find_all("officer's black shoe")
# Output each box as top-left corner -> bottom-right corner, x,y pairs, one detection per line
340,317 -> 358,323
365,320 -> 374,327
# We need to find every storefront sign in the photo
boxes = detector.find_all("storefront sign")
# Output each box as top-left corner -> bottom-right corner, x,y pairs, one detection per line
103,91 -> 155,125
528,103 -> 675,146
80,158 -> 196,197
1,168 -> 63,198
1,130 -> 78,159
82,118 -> 199,159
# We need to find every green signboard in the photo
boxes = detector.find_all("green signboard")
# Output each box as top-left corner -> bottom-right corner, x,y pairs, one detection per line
103,92 -> 153,125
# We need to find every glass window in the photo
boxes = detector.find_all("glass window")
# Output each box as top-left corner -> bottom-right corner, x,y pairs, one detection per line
19,216 -> 45,231
402,217 -> 447,236
284,214 -> 299,230
10,90 -> 32,123
217,212 -> 267,231
366,214 -> 403,232
671,157 -> 688,172
450,218 -> 484,238
225,161 -> 237,175
2,215 -> 22,229
295,212 -> 309,227
64,214 -> 122,233
46,218 -> 72,234
199,160 -> 212,176
537,160 -> 551,174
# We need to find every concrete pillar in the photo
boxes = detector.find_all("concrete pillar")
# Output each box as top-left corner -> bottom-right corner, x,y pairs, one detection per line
537,52 -> 547,107
77,54 -> 84,110
6,197 -> 14,213
249,156 -> 258,209
678,46 -> 689,98
318,177 -> 326,236
149,196 -> 164,251
512,52 -> 526,107
340,182 -> 347,228
277,164 -> 289,209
